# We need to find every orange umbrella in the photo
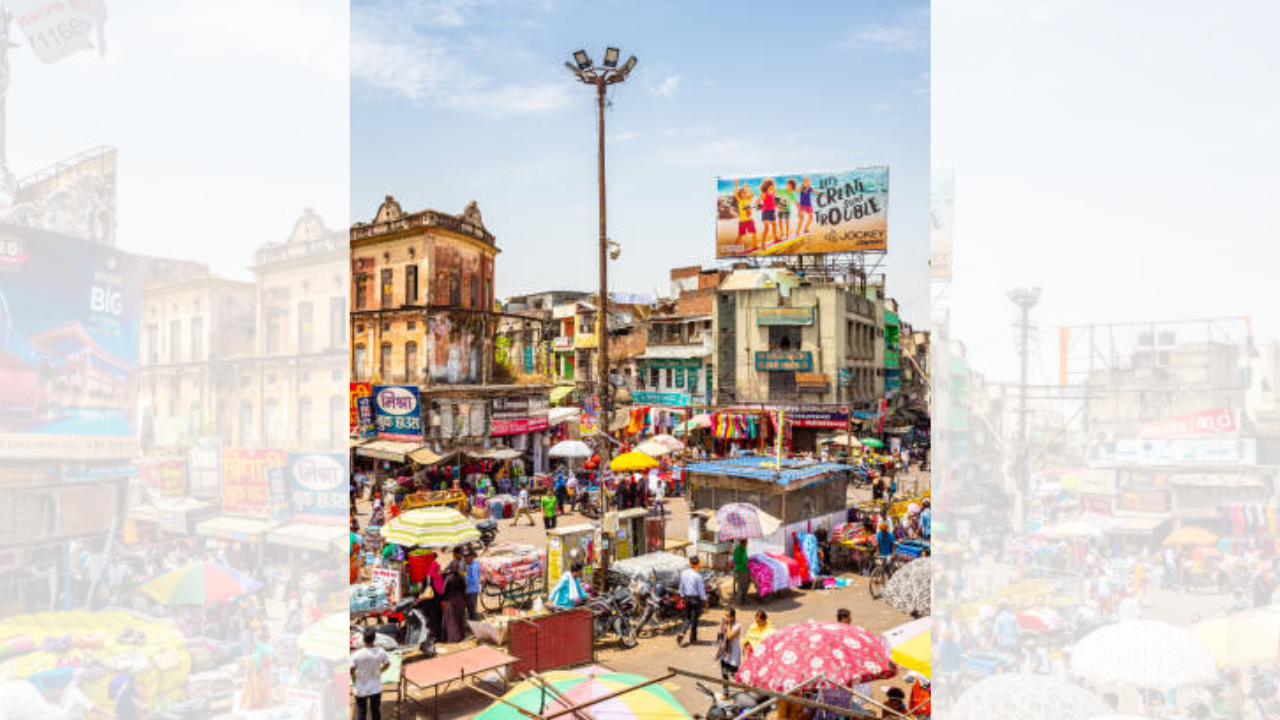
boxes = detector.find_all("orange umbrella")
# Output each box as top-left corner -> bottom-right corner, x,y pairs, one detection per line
1163,526 -> 1219,547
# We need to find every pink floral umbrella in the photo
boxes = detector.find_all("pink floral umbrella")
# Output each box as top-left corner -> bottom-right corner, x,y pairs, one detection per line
736,621 -> 898,692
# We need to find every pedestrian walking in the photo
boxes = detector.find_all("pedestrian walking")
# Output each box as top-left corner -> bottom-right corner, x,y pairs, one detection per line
440,547 -> 468,643
676,556 -> 707,646
351,628 -> 390,720
465,548 -> 482,621
733,539 -> 750,605
512,485 -> 535,526
715,607 -> 742,693
541,491 -> 558,531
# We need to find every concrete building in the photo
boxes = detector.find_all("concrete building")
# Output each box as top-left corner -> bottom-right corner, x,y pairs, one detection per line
349,196 -> 549,456
712,268 -> 882,411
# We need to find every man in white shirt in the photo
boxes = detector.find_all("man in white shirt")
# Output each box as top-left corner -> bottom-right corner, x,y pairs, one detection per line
512,485 -> 534,527
676,556 -> 708,646
351,628 -> 390,720
651,472 -> 666,518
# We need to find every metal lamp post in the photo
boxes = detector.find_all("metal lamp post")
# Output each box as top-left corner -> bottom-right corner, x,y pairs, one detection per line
565,47 -> 636,493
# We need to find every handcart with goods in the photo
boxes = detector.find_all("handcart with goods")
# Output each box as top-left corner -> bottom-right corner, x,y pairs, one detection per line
401,488 -> 468,513
477,543 -> 546,612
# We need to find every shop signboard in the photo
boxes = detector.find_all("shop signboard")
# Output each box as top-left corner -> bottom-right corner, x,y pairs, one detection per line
1079,493 -> 1113,515
141,459 -> 186,499
838,368 -> 853,387
221,448 -> 287,518
1140,407 -> 1237,439
756,307 -> 814,326
373,385 -> 423,441
372,567 -> 401,603
491,396 -> 550,437
350,382 -> 374,437
288,453 -> 346,522
632,391 -> 691,407
188,437 -> 221,500
716,167 -> 889,257
755,351 -> 813,372
157,505 -> 188,535
1119,490 -> 1171,514
0,222 -> 141,459
1100,438 -> 1257,467
772,407 -> 849,429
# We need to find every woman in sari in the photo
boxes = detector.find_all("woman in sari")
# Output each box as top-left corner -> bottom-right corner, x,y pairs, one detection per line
439,546 -> 469,643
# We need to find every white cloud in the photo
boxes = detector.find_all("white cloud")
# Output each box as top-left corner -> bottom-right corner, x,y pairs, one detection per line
350,0 -> 570,116
873,101 -> 892,112
653,75 -> 681,98
843,9 -> 930,53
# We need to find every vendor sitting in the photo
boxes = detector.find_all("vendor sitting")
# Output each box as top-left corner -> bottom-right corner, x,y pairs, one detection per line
548,562 -> 587,609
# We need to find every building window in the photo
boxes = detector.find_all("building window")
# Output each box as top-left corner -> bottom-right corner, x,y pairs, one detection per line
169,319 -> 181,363
355,274 -> 369,310
298,301 -> 314,354
405,341 -> 418,381
381,269 -> 394,307
239,401 -> 253,444
297,397 -> 312,445
330,297 -> 346,348
380,342 -> 392,379
485,278 -> 493,309
470,276 -> 479,308
191,317 -> 203,362
265,309 -> 283,355
408,320 -> 416,331
355,343 -> 367,380
649,368 -> 660,388
265,399 -> 281,446
147,323 -> 159,365
406,264 -> 419,303
664,368 -> 673,388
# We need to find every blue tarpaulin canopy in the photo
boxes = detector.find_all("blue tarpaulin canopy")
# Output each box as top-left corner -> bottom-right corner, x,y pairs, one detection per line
683,456 -> 852,487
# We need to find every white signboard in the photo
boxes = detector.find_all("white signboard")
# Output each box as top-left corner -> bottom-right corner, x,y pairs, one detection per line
1096,438 -> 1257,467
7,0 -> 103,64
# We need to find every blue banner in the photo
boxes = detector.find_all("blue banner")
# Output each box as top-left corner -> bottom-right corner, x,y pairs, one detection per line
373,385 -> 423,440
288,453 -> 347,522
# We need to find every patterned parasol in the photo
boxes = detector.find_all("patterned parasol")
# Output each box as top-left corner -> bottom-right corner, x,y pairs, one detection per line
707,503 -> 782,542
735,621 -> 897,692
475,666 -> 691,719
883,557 -> 930,616
1069,620 -> 1217,689
949,674 -> 1111,720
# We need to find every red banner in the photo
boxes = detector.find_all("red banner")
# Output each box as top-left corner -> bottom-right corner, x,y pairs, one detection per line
221,448 -> 287,518
491,416 -> 550,437
141,460 -> 186,499
1140,407 -> 1236,438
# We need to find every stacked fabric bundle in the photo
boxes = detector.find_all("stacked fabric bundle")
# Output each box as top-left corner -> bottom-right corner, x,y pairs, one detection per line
478,543 -> 545,587
608,551 -> 691,588
765,552 -> 804,586
797,533 -> 822,580
487,497 -> 506,520
186,669 -> 235,702
748,553 -> 793,597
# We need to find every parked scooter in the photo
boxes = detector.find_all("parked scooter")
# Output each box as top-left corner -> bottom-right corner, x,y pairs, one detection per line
634,574 -> 686,638
588,586 -> 638,648
694,681 -> 768,720
369,598 -> 436,656
476,518 -> 498,551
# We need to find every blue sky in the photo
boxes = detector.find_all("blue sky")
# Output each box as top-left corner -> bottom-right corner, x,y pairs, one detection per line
351,0 -> 930,325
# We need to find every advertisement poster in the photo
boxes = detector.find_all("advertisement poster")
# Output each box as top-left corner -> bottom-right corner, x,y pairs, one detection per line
371,567 -> 401,603
715,167 -> 888,258
0,223 -> 141,459
221,448 -> 287,518
1140,407 -> 1236,438
141,459 -> 186,499
288,453 -> 347,522
350,382 -> 374,437
374,385 -> 423,440
491,396 -> 549,436
188,437 -> 222,500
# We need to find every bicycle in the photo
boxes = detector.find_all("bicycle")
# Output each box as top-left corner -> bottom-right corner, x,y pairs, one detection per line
868,553 -> 901,600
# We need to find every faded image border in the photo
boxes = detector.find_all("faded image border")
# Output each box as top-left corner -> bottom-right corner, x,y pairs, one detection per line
0,3 -> 348,718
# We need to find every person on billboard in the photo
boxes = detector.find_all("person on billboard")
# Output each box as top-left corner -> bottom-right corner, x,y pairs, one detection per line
758,178 -> 779,248
733,180 -> 759,253
798,177 -> 816,235
777,178 -> 801,240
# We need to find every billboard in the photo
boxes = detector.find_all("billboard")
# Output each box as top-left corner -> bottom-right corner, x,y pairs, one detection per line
374,385 -> 423,440
715,167 -> 888,258
287,453 -> 346,522
350,382 -> 374,437
491,396 -> 549,437
221,448 -> 289,518
1140,407 -> 1236,439
0,222 -> 140,459
140,459 -> 185,499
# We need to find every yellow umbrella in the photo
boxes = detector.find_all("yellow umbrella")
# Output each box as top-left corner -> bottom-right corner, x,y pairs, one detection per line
883,618 -> 931,678
1163,526 -> 1218,547
1192,614 -> 1280,667
610,450 -> 659,472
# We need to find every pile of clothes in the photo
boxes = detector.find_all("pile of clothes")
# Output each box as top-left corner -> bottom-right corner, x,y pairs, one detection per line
711,412 -> 762,440
478,543 -> 545,587
747,553 -> 796,597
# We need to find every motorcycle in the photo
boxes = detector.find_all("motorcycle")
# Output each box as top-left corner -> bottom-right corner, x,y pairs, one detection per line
700,569 -> 724,608
588,586 -> 638,648
695,681 -> 768,720
476,519 -> 498,551
369,598 -> 436,656
634,575 -> 686,638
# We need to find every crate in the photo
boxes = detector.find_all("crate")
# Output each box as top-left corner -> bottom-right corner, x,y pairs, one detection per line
507,608 -> 594,677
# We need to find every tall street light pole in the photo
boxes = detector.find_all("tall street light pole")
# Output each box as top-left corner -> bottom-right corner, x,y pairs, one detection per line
567,47 -> 636,486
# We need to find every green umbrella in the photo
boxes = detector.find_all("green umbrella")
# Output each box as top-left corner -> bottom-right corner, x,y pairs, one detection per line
476,666 -> 691,719
380,507 -> 480,548
860,438 -> 885,448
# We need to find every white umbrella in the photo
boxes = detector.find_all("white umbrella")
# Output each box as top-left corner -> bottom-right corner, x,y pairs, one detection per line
647,434 -> 685,452
483,448 -> 523,461
548,440 -> 592,458
1069,620 -> 1217,689
950,674 -> 1111,720
634,439 -> 674,457
883,558 -> 930,616
1041,520 -> 1103,539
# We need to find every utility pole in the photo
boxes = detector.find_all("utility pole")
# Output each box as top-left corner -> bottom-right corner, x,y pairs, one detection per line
1008,287 -> 1041,531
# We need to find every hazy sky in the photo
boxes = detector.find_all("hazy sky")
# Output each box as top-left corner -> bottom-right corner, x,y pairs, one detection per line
351,0 -> 931,326
6,0 -> 349,275
934,0 -> 1280,382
